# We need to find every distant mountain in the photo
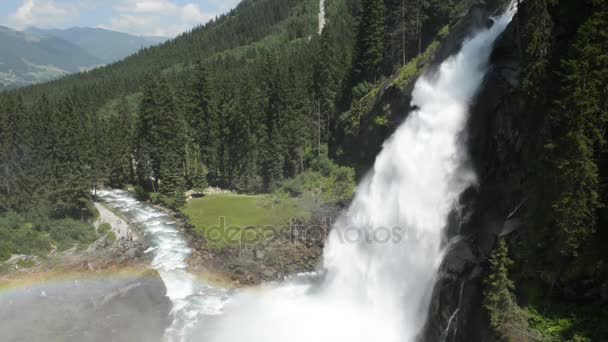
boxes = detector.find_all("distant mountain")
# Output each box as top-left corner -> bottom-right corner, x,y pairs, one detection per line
0,26 -> 168,90
27,27 -> 169,64
0,25 -> 102,90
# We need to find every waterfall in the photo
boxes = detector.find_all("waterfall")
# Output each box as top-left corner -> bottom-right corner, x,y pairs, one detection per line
319,0 -> 326,34
206,6 -> 515,342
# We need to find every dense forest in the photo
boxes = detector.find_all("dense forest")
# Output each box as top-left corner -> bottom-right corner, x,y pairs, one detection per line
1,0 -> 607,340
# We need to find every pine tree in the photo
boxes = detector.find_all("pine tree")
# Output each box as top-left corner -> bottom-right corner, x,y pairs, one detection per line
184,142 -> 207,190
107,97 -> 134,188
0,95 -> 32,212
384,0 -> 420,70
521,0 -> 555,96
135,75 -> 162,191
351,0 -> 385,84
484,239 -> 529,341
188,61 -> 219,185
49,97 -> 91,218
234,71 -> 263,193
283,66 -> 308,177
260,55 -> 286,192
156,77 -> 187,195
29,95 -> 54,206
547,3 -> 608,256
313,26 -> 338,151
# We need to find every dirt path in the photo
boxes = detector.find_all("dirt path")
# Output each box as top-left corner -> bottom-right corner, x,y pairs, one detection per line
94,202 -> 138,241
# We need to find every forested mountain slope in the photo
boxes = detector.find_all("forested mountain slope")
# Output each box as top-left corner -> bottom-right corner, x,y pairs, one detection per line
1,0 -> 607,340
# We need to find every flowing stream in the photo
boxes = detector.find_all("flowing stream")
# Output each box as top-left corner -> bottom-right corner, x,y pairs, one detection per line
99,5 -> 514,341
96,190 -> 230,342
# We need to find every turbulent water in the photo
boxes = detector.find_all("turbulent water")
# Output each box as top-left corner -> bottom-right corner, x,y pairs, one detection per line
96,190 -> 230,342
100,6 -> 514,341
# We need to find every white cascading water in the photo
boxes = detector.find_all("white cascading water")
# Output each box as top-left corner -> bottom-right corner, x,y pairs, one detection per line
319,0 -> 326,34
96,190 -> 230,342
206,5 -> 516,342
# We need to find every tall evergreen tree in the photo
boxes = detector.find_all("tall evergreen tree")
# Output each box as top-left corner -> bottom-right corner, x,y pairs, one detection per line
49,97 -> 91,218
546,3 -> 608,256
260,56 -> 286,192
0,95 -> 32,212
313,26 -> 339,151
156,77 -> 187,195
188,61 -> 219,185
351,0 -> 385,84
107,97 -> 134,188
484,239 -> 528,341
135,76 -> 161,191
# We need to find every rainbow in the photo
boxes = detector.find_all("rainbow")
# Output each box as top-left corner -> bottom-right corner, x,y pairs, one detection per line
0,265 -> 236,296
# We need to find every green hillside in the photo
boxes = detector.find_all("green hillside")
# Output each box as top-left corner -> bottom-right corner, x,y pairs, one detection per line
2,0 -> 608,339
0,0 -> 461,253
0,26 -> 102,90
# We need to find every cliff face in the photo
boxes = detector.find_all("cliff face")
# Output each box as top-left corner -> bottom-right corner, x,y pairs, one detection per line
336,0 -> 506,175
423,15 -> 529,342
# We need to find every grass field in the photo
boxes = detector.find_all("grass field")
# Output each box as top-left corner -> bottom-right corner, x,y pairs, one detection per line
181,194 -> 310,249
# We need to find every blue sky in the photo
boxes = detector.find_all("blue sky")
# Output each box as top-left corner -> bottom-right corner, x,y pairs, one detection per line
0,0 -> 241,37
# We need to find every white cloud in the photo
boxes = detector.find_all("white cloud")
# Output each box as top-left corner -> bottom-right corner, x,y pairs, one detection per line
5,0 -> 243,37
8,0 -> 78,29
100,0 -> 230,37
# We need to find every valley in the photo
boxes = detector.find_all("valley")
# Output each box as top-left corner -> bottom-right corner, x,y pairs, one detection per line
1,0 -> 608,341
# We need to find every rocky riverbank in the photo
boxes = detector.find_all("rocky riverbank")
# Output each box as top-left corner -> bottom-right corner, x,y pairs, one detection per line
1,201 -> 150,278
0,199 -> 173,342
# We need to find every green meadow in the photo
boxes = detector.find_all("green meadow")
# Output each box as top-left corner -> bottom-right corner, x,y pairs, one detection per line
181,194 -> 310,249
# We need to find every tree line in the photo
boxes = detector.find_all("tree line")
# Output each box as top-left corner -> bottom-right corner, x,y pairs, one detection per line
0,0 -> 472,258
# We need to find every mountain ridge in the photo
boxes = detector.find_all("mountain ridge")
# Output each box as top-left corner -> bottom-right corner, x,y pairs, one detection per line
0,25 -> 169,90
0,25 -> 102,90
26,27 -> 168,64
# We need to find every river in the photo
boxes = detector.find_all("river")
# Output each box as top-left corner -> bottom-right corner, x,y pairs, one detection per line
96,189 -> 230,342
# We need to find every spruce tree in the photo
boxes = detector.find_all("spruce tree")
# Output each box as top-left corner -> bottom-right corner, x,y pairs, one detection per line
156,77 -> 187,195
351,0 -> 385,84
547,4 -> 608,256
521,0 -> 555,97
0,95 -> 32,212
188,61 -> 219,185
107,97 -> 134,188
49,97 -> 91,218
484,239 -> 528,341
313,26 -> 338,150
135,75 -> 162,191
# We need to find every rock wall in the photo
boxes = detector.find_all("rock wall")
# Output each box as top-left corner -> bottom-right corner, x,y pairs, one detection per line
421,4 -> 546,341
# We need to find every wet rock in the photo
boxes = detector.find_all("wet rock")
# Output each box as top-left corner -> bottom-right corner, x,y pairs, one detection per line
421,2 -> 525,342
262,269 -> 276,279
443,240 -> 477,275
255,249 -> 266,260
